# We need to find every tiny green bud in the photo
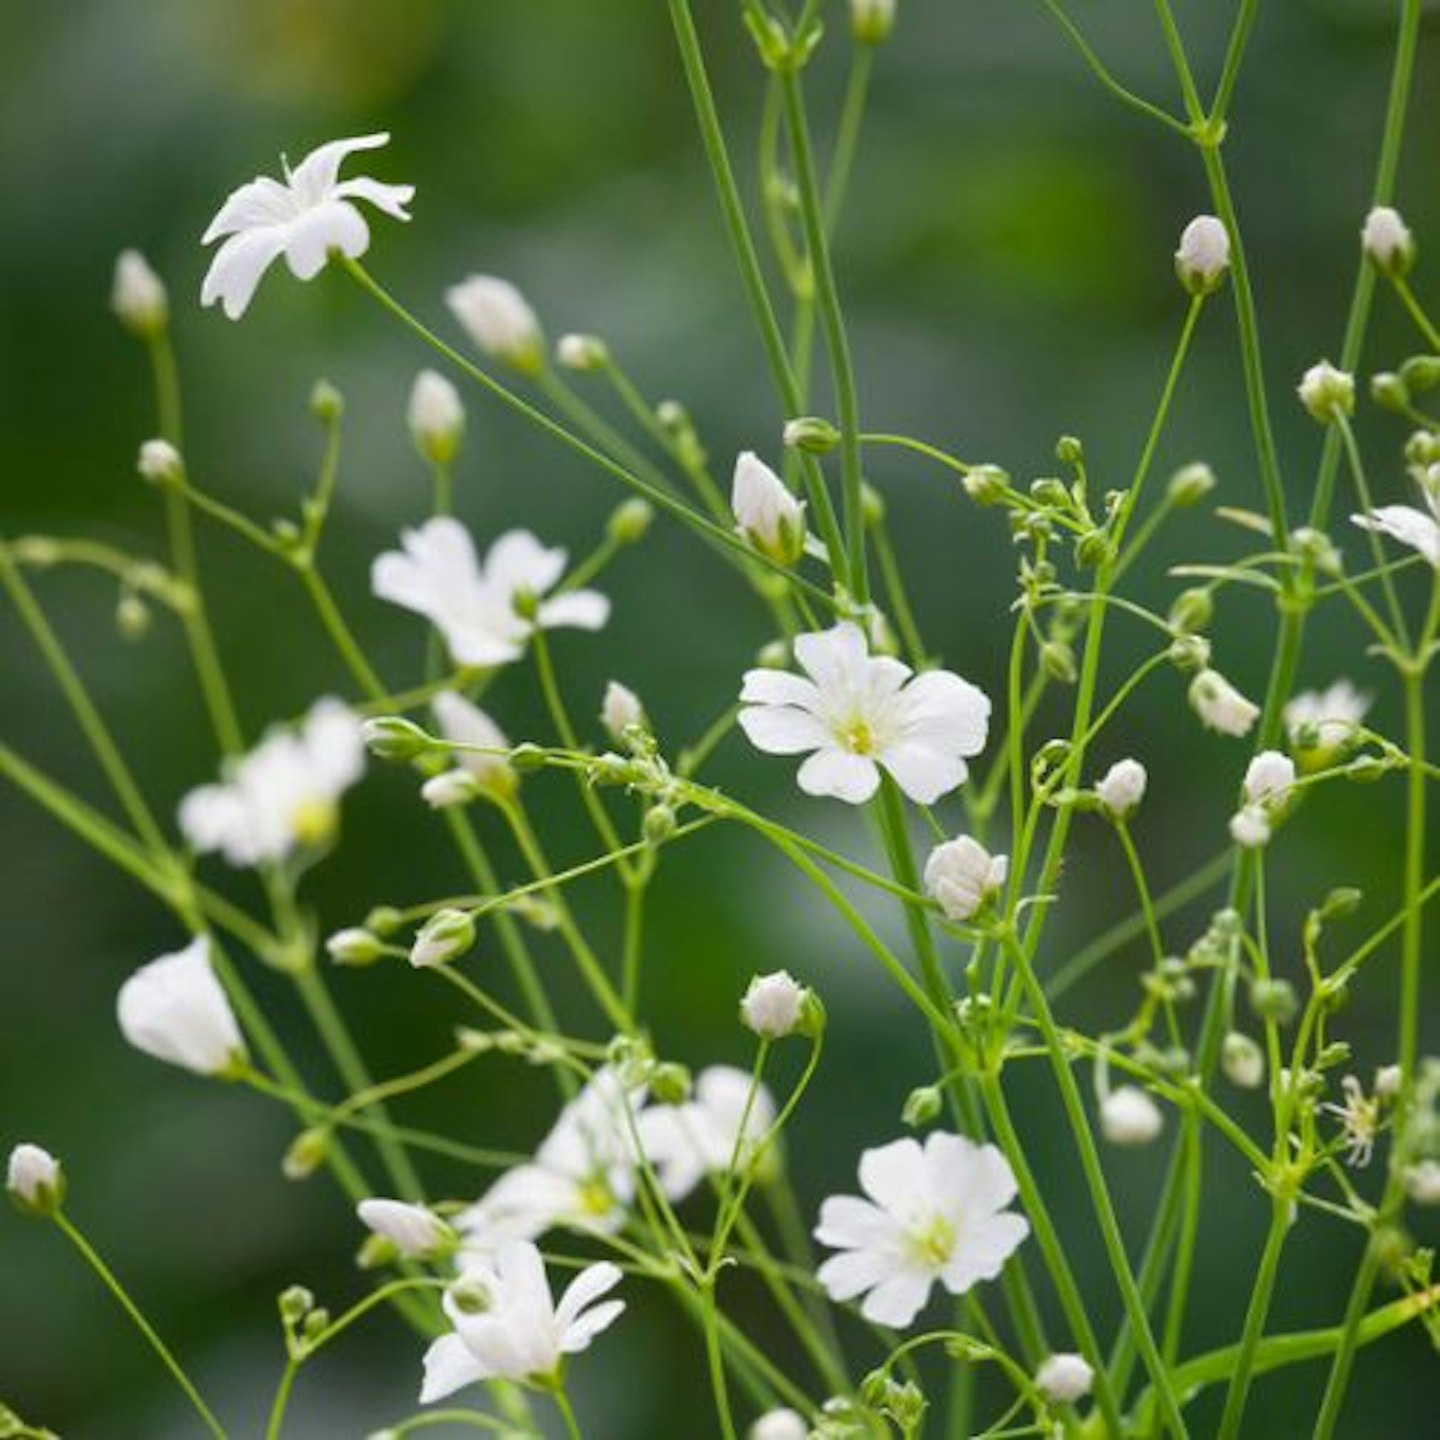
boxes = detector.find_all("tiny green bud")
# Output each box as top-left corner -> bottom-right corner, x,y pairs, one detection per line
555,332 -> 609,372
643,804 -> 677,844
302,1308 -> 331,1343
1221,1032 -> 1265,1088
1074,529 -> 1114,569
962,464 -> 1010,505
1030,476 -> 1069,508
116,591 -> 152,640
902,1085 -> 943,1129
1400,355 -> 1440,393
1320,887 -> 1363,920
607,497 -> 654,545
1249,977 -> 1299,1026
1167,587 -> 1213,634
851,0 -> 897,46
1040,640 -> 1078,684
282,1128 -> 330,1181
783,415 -> 841,453
650,1062 -> 692,1106
796,987 -> 827,1039
1167,633 -> 1212,673
757,639 -> 791,669
356,1232 -> 397,1270
362,716 -> 433,763
310,379 -> 344,422
279,1285 -> 314,1324
1370,371 -> 1410,413
1346,754 -> 1390,783
364,906 -> 404,937
511,586 -> 540,622
409,908 -> 476,968
1055,434 -> 1084,465
860,481 -> 887,526
1166,461 -> 1217,507
325,927 -> 386,967
1297,361 -> 1355,424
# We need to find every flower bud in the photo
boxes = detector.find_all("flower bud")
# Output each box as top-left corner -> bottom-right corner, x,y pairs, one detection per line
1229,805 -> 1271,848
1243,750 -> 1295,805
279,1285 -> 315,1324
1095,757 -> 1147,820
1249,977 -> 1298,1025
1297,361 -> 1355,424
1401,357 -> 1440,394
649,1062 -> 693,1106
850,0 -> 897,45
1166,461 -> 1217,506
601,680 -> 648,745
116,591 -> 152,641
1175,215 -> 1230,296
1168,587 -> 1213,634
283,1128 -> 330,1181
732,452 -> 807,566
1040,640 -> 1078,684
420,768 -> 481,809
783,415 -> 841,453
962,464 -> 1010,505
365,906 -> 404,937
902,1085 -> 943,1129
407,370 -> 465,467
1189,669 -> 1259,737
111,249 -> 169,338
555,333 -> 609,372
326,927 -> 387,967
137,438 -> 184,487
357,1198 -> 456,1260
1375,1063 -> 1403,1099
445,275 -> 545,376
740,970 -> 808,1039
409,908 -> 476,968
643,803 -> 677,844
1035,1353 -> 1095,1404
310,379 -> 344,422
1074,529 -> 1114,569
1361,205 -> 1415,279
1168,633 -> 1212,673
1371,371 -> 1410,413
117,937 -> 248,1077
1221,1032 -> 1265,1089
7,1144 -> 64,1217
749,1410 -> 809,1440
923,835 -> 1008,922
1100,1086 -> 1164,1146
432,692 -> 517,801
608,497 -> 655,545
1403,1160 -> 1440,1206
362,716 -> 434,763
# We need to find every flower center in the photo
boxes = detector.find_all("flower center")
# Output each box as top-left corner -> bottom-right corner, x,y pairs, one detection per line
837,716 -> 877,755
290,798 -> 338,848
905,1214 -> 957,1271
576,1175 -> 615,1219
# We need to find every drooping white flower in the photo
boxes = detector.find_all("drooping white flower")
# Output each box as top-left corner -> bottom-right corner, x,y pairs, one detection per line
445,275 -> 544,376
1188,669 -> 1259,738
1099,1086 -> 1163,1147
1229,805 -> 1272,849
179,698 -> 366,866
7,1144 -> 64,1215
1284,680 -> 1370,757
372,518 -> 609,669
740,971 -> 807,1039
732,452 -> 806,566
1035,1353 -> 1095,1405
1362,206 -> 1414,276
749,1410 -> 809,1440
420,1240 -> 624,1400
1298,361 -> 1355,424
1095,758 -> 1147,820
600,681 -> 647,744
201,133 -> 414,320
116,937 -> 247,1077
457,1069 -> 642,1248
814,1131 -> 1029,1328
407,370 -> 465,467
1175,215 -> 1230,294
924,835 -> 1007,922
357,1199 -> 455,1259
111,250 -> 168,337
1242,751 -> 1296,805
431,691 -> 516,799
638,1066 -> 779,1201
1352,466 -> 1440,567
739,623 -> 990,805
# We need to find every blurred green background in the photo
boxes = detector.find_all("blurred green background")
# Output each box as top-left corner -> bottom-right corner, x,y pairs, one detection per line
3,1 -> 1438,1435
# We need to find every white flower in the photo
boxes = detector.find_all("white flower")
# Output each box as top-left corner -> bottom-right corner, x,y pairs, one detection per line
1035,1353 -> 1095,1405
116,937 -> 247,1077
1322,1075 -> 1380,1167
1099,1086 -> 1163,1147
137,438 -> 183,485
407,370 -> 464,466
740,971 -> 807,1039
813,1131 -> 1029,1328
179,698 -> 366,866
357,1199 -> 454,1259
1175,215 -> 1230,294
1297,361 -> 1355,424
1404,1160 -> 1440,1206
1243,751 -> 1296,805
7,1144 -> 63,1215
111,250 -> 168,336
1188,669 -> 1259,737
739,623 -> 990,805
1284,681 -> 1370,756
201,133 -> 413,320
457,1069 -> 642,1248
638,1066 -> 779,1201
1362,206 -> 1414,276
749,1410 -> 809,1440
1095,757 -> 1147,820
420,1240 -> 623,1400
432,691 -> 516,798
445,275 -> 544,376
923,836 -> 1007,923
1352,467 -> 1440,567
732,452 -> 806,566
1229,805 -> 1272,849
372,518 -> 609,669
600,681 -> 647,744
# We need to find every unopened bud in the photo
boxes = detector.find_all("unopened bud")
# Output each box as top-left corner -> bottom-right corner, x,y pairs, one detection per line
137,439 -> 184,487
1298,361 -> 1355,425
1168,587 -> 1213,634
1370,372 -> 1410,413
1167,461 -> 1217,507
310,379 -> 344,422
1175,215 -> 1230,296
608,497 -> 654,545
326,928 -> 386,967
555,333 -> 609,372
902,1085 -> 943,1128
1221,1032 -> 1265,1089
1249,977 -> 1298,1026
283,1128 -> 330,1181
783,416 -> 840,453
409,908 -> 476,969
111,250 -> 169,338
362,716 -> 433,762
650,1062 -> 692,1106
851,0 -> 897,45
407,370 -> 465,467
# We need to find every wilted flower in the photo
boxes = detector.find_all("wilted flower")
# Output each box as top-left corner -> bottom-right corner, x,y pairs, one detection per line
739,623 -> 990,805
407,370 -> 464,467
1099,1086 -> 1163,1146
1361,206 -> 1414,277
923,835 -> 1006,922
1298,361 -> 1355,424
814,1131 -> 1029,1327
732,452 -> 806,566
1188,669 -> 1259,737
445,275 -> 544,376
1095,758 -> 1147,820
111,250 -> 168,337
357,1199 -> 455,1260
7,1144 -> 64,1216
116,937 -> 247,1077
1035,1353 -> 1094,1404
420,1240 -> 623,1399
201,133 -> 413,319
372,519 -> 609,668
740,971 -> 807,1039
638,1065 -> 779,1200
1175,215 -> 1230,295
179,698 -> 366,866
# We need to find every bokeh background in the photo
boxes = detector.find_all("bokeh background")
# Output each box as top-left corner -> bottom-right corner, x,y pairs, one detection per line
2,1 -> 1438,1435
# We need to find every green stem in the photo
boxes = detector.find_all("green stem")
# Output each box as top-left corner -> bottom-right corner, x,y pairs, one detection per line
1215,1198 -> 1292,1440
552,1389 -> 584,1440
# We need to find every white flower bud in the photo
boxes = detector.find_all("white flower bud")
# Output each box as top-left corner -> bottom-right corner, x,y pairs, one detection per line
783,416 -> 840,454
137,438 -> 183,486
1175,215 -> 1230,295
1297,361 -> 1355,424
111,249 -> 169,337
1362,206 -> 1415,278
1404,1159 -> 1440,1206
1167,461 -> 1217,506
740,970 -> 807,1039
1035,1353 -> 1095,1404
326,927 -> 386,966
420,768 -> 481,809
356,1198 -> 455,1259
732,452 -> 806,566
1229,805 -> 1272,849
1375,1063 -> 1403,1099
1243,750 -> 1296,805
445,275 -> 544,376
1095,758 -> 1147,820
556,333 -> 609,371
850,0 -> 896,44
1188,669 -> 1259,737
117,937 -> 247,1077
600,681 -> 647,746
1221,1032 -> 1265,1089
407,370 -> 465,467
409,908 -> 476,968
923,835 -> 1007,922
7,1144 -> 64,1216
1100,1086 -> 1164,1146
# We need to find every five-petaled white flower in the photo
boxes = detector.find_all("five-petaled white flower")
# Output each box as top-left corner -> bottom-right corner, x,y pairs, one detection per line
1352,466 -> 1440,568
813,1131 -> 1028,1327
372,518 -> 609,669
739,623 -> 990,805
116,937 -> 247,1077
179,698 -> 366,867
201,133 -> 413,320
420,1239 -> 624,1400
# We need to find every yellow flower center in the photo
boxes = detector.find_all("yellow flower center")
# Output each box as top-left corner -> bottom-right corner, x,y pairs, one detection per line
838,717 -> 876,755
576,1175 -> 615,1218
290,798 -> 338,848
906,1214 -> 957,1270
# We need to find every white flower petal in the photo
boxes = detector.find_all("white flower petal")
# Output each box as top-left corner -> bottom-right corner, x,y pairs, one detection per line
1352,505 -> 1440,566
537,590 -> 611,632
858,1138 -> 928,1213
737,705 -> 832,755
814,1195 -> 899,1251
793,622 -> 872,689
329,174 -> 415,221
796,748 -> 881,803
419,1333 -> 487,1403
558,1298 -> 625,1353
201,228 -> 288,320
878,741 -> 967,805
287,132 -> 392,201
859,1267 -> 933,1328
816,1247 -> 897,1302
201,176 -> 295,243
554,1261 -> 624,1333
282,200 -> 370,280
484,530 -> 568,597
941,1212 -> 1030,1293
738,669 -> 823,709
895,670 -> 991,754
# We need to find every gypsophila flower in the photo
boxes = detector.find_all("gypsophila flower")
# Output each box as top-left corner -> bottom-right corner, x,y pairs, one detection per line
1229,806 -> 1272,849
1323,1075 -> 1381,1167
749,1410 -> 810,1440
1404,1160 -> 1440,1206
1285,680 -> 1370,760
445,275 -> 544,376
1175,215 -> 1230,294
732,452 -> 807,566
179,698 -> 365,866
372,518 -> 609,668
1095,757 -> 1147,820
116,937 -> 247,1077
7,1144 -> 63,1216
1351,465 -> 1440,567
111,250 -> 168,336
923,835 -> 1007,922
1298,361 -> 1355,424
739,622 -> 990,805
1243,751 -> 1296,805
431,691 -> 516,800
407,370 -> 464,467
1035,1353 -> 1095,1405
600,681 -> 647,745
1099,1086 -> 1164,1147
1188,669 -> 1259,737
137,438 -> 183,486
201,133 -> 413,319
740,971 -> 807,1039
357,1199 -> 455,1260
1362,205 -> 1415,277
420,1240 -> 624,1400
814,1131 -> 1029,1327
